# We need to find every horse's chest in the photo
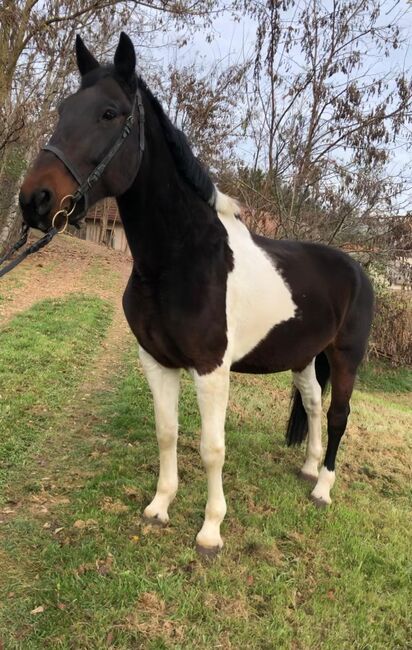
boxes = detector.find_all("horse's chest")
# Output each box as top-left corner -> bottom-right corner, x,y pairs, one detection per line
122,271 -> 228,372
122,277 -> 175,366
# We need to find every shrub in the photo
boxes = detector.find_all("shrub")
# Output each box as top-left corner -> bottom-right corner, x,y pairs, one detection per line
369,284 -> 412,367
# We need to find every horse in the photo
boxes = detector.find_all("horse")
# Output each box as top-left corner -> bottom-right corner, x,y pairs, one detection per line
19,32 -> 374,555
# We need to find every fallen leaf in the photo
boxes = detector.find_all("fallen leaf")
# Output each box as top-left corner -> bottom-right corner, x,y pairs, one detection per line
53,527 -> 64,535
57,603 -> 66,610
247,575 -> 254,586
327,590 -> 335,601
123,486 -> 141,499
96,554 -> 114,576
75,563 -> 94,576
43,522 -> 51,529
85,518 -> 98,527
73,518 -> 98,530
31,605 -> 45,615
73,519 -> 85,529
130,535 -> 140,544
106,631 -> 114,645
101,498 -> 128,514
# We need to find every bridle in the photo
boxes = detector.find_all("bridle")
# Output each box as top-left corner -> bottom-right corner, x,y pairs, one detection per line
0,86 -> 145,278
43,86 -> 145,233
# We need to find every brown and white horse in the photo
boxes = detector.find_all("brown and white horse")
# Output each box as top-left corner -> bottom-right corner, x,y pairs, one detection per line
19,33 -> 374,554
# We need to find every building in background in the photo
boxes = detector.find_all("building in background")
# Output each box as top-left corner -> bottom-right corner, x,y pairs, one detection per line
81,198 -> 130,255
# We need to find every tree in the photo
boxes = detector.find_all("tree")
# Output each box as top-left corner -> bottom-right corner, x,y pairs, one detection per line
151,59 -> 250,174
234,0 -> 412,265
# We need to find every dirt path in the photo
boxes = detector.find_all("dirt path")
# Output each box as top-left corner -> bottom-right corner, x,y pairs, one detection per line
0,233 -> 132,326
0,234 -> 136,521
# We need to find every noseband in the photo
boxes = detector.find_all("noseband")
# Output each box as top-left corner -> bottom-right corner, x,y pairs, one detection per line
0,86 -> 144,278
42,86 -> 145,232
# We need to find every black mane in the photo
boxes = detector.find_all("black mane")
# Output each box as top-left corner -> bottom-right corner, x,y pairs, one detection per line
138,77 -> 216,207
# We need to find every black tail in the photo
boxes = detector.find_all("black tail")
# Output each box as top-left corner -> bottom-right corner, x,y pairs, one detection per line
285,352 -> 330,447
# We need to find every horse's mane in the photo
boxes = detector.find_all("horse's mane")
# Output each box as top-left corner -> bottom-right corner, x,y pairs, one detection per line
137,77 -> 216,207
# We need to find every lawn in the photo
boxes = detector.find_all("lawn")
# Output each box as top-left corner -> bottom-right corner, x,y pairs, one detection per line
0,291 -> 411,649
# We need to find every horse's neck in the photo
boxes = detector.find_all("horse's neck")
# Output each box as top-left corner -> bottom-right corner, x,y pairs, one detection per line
116,144 -> 224,279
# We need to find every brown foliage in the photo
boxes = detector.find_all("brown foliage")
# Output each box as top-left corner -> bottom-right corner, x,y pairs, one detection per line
370,289 -> 412,366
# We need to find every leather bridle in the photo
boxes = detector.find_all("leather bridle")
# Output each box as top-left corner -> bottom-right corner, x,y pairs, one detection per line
0,86 -> 145,278
42,86 -> 145,232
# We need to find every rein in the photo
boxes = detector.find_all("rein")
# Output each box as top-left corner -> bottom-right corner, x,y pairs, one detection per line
0,87 -> 145,280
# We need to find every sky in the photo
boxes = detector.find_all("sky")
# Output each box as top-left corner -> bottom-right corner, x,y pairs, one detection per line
130,0 -> 412,207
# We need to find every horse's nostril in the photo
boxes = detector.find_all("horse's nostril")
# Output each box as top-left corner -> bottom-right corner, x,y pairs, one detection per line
34,188 -> 53,217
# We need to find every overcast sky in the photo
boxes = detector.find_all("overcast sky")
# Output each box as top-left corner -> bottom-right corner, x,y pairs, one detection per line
134,1 -> 412,205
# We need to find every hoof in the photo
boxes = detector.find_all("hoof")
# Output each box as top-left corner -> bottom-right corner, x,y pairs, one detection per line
299,470 -> 318,484
310,494 -> 330,509
196,543 -> 221,558
142,514 -> 168,527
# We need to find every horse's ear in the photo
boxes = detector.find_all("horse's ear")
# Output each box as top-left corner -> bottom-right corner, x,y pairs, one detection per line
75,35 -> 99,77
114,32 -> 136,81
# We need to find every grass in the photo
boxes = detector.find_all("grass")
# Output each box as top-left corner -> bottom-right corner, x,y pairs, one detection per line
358,358 -> 412,394
0,326 -> 411,649
0,294 -> 113,495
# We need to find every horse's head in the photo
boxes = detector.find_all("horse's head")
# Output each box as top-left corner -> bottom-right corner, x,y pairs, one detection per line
19,33 -> 141,231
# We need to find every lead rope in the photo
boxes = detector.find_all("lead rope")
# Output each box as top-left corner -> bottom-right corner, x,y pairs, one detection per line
0,224 -> 30,267
0,195 -> 72,279
0,227 -> 58,279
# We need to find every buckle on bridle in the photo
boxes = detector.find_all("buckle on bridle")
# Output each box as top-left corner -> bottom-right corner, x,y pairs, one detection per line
51,195 -> 75,234
60,194 -> 76,218
51,210 -> 69,234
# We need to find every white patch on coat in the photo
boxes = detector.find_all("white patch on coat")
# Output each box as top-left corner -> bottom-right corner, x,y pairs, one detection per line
215,189 -> 297,363
293,358 -> 323,479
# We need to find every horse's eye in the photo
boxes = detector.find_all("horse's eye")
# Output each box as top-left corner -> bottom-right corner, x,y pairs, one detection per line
102,109 -> 117,121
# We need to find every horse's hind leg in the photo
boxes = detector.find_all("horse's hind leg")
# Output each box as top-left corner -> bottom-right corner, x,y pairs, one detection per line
292,359 -> 323,483
139,346 -> 181,525
311,347 -> 357,507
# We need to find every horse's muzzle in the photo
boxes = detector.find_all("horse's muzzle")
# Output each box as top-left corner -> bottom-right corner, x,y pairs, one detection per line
19,187 -> 54,231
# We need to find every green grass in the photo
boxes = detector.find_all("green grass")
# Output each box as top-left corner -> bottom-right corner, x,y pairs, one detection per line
358,359 -> 411,393
0,339 -> 411,649
0,294 -> 112,495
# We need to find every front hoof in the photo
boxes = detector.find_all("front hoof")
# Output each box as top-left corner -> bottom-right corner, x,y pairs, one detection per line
196,543 -> 221,558
299,470 -> 318,484
310,494 -> 331,508
142,513 -> 168,527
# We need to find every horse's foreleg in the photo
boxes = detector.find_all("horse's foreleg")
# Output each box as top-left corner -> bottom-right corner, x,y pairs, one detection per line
139,346 -> 181,524
194,364 -> 230,554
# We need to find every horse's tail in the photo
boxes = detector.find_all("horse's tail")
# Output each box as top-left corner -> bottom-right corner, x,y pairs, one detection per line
285,351 -> 330,447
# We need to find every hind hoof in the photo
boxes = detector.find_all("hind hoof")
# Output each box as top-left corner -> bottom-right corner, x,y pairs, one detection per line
142,514 -> 168,527
196,543 -> 221,557
310,494 -> 330,508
